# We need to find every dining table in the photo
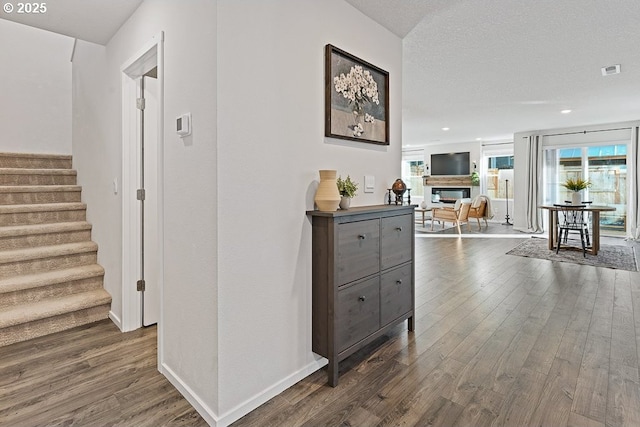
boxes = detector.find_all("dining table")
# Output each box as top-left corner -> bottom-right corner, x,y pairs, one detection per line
539,204 -> 616,255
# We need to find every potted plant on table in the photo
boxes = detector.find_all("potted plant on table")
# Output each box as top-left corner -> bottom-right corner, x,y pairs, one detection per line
561,177 -> 591,204
336,175 -> 358,210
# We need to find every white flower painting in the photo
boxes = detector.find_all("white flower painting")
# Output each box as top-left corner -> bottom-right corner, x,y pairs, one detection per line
325,45 -> 389,145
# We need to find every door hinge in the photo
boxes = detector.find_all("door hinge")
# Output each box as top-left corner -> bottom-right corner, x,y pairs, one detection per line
136,97 -> 145,110
137,279 -> 146,292
136,188 -> 145,201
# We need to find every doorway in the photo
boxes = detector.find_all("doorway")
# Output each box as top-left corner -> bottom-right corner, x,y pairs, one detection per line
121,33 -> 164,333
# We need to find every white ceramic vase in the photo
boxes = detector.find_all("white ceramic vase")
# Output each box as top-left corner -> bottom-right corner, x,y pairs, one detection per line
571,191 -> 581,205
314,170 -> 341,212
339,196 -> 351,210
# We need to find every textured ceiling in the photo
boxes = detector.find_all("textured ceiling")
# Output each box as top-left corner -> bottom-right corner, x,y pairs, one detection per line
4,0 -> 639,147
349,0 -> 640,147
0,0 -> 143,45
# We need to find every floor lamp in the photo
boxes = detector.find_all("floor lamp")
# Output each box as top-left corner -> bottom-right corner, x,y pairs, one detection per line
502,179 -> 513,226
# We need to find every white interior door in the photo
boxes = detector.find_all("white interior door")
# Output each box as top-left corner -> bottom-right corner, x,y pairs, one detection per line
142,73 -> 160,326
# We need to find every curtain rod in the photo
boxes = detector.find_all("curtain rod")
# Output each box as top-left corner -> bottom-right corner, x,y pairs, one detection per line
523,126 -> 632,138
482,141 -> 513,146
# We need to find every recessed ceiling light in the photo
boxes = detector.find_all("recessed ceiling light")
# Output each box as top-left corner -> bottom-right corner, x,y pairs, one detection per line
442,127 -> 450,131
601,64 -> 621,76
476,138 -> 482,141
561,109 -> 572,114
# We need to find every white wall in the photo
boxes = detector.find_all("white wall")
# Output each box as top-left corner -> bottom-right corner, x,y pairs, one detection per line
0,19 -> 73,154
72,0 -> 401,424
71,0 -> 219,420
216,0 -> 402,422
71,40 -> 124,321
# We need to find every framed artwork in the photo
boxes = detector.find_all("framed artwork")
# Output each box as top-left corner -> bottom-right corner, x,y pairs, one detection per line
325,44 -> 389,145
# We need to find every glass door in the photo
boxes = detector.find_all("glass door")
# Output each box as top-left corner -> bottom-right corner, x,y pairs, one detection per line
543,144 -> 627,236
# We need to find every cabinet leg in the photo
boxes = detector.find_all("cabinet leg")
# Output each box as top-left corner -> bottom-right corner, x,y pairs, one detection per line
408,316 -> 414,331
327,359 -> 339,387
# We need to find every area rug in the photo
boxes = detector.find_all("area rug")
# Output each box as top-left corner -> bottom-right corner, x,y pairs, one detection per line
507,238 -> 638,271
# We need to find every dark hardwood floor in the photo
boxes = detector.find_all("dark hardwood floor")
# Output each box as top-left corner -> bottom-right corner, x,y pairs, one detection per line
233,236 -> 640,427
1,235 -> 638,426
0,320 -> 207,426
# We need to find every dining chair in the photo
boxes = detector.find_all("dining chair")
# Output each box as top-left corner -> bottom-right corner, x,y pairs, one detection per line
554,204 -> 589,257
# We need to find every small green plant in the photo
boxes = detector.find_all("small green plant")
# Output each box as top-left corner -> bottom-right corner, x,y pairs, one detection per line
470,171 -> 480,186
561,177 -> 591,191
337,175 -> 358,198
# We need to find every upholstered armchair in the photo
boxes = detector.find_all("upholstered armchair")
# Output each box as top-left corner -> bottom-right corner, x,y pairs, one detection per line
467,197 -> 488,230
431,199 -> 471,234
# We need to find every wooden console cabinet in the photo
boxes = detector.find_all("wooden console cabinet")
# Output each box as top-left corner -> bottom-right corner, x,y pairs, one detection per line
306,205 -> 415,386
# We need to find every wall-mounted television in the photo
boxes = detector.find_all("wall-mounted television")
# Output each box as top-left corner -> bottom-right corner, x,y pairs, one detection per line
431,152 -> 470,176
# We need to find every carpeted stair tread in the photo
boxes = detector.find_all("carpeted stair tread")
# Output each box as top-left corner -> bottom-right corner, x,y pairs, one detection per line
0,289 -> 111,329
0,185 -> 81,193
0,168 -> 77,185
0,264 -> 104,295
0,241 -> 97,265
0,153 -> 72,169
0,221 -> 91,238
0,168 -> 76,176
0,202 -> 86,214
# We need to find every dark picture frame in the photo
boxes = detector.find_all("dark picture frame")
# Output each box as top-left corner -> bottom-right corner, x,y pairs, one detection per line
325,44 -> 389,145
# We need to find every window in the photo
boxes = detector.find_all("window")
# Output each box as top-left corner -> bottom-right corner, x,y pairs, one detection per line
543,144 -> 627,235
484,154 -> 514,200
401,151 -> 425,199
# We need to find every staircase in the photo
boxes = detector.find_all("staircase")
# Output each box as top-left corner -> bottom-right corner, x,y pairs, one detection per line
0,152 -> 111,347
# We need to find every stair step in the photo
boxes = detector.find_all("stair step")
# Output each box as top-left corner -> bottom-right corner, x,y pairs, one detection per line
0,289 -> 111,346
0,168 -> 77,185
0,185 -> 82,205
0,153 -> 72,170
0,264 -> 105,308
0,242 -> 98,279
0,203 -> 86,226
0,222 -> 92,250
0,153 -> 111,347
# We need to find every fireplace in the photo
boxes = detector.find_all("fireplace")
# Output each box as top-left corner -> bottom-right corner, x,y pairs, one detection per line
432,187 -> 470,204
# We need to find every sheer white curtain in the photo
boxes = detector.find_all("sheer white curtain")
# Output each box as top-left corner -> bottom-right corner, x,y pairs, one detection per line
525,135 -> 544,232
629,126 -> 640,240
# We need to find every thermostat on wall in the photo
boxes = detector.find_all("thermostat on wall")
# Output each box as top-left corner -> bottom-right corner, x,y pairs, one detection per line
176,113 -> 191,137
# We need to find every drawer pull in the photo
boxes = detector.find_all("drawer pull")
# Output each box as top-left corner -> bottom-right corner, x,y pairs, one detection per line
358,234 -> 367,240
396,280 -> 402,285
395,227 -> 403,232
358,295 -> 366,302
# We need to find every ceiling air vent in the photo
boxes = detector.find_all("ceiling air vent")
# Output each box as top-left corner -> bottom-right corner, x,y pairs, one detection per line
601,64 -> 621,76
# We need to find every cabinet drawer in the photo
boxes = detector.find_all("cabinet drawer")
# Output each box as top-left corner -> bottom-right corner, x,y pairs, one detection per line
381,214 -> 412,270
337,277 -> 380,352
337,219 -> 380,285
380,264 -> 412,326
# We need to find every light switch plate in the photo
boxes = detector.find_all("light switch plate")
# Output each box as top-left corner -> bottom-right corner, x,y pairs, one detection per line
364,175 -> 374,193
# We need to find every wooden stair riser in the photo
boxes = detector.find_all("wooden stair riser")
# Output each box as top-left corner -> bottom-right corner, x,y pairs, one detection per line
0,275 -> 104,309
0,208 -> 86,227
0,303 -> 110,347
0,172 -> 77,186
0,189 -> 81,205
0,229 -> 92,251
0,154 -> 72,170
0,251 -> 97,280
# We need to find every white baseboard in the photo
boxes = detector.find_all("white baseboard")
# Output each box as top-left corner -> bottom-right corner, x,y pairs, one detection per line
108,310 -> 122,331
161,362 -> 219,426
161,357 -> 327,427
217,357 -> 327,426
